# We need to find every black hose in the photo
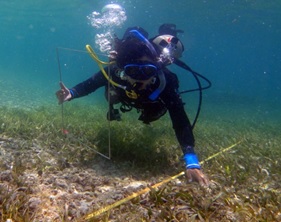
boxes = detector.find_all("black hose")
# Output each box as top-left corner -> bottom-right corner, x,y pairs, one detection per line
174,59 -> 212,128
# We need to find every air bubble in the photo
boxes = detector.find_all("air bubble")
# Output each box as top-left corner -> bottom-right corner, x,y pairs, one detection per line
87,4 -> 127,53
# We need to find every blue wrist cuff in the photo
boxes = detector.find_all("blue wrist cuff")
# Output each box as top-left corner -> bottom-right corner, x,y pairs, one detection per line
183,153 -> 201,169
69,89 -> 74,98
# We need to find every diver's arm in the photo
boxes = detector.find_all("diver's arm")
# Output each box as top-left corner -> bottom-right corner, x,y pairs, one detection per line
164,94 -> 196,154
160,71 -> 209,186
160,70 -> 195,150
69,70 -> 107,99
166,98 -> 209,186
55,69 -> 107,104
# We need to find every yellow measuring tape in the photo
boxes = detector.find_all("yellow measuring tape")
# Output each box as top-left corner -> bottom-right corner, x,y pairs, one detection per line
83,140 -> 243,220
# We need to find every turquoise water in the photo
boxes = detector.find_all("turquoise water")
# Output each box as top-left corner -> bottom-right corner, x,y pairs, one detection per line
0,0 -> 280,122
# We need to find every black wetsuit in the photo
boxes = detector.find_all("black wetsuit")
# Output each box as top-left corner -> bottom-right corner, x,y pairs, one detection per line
69,66 -> 195,155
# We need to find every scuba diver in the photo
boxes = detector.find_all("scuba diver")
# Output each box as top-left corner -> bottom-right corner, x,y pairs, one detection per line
56,25 -> 209,186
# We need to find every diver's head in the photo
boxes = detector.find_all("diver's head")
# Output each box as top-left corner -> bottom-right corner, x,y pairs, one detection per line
119,56 -> 159,91
115,30 -> 159,81
114,29 -> 166,99
151,34 -> 184,65
115,34 -> 157,68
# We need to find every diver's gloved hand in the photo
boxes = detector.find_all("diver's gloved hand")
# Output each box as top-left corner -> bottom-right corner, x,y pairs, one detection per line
183,148 -> 209,186
56,81 -> 72,104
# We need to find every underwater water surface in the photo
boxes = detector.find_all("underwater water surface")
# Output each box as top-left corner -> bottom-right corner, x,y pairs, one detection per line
0,0 -> 280,122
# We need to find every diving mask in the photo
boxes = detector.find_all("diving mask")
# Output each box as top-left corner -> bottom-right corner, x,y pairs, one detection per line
124,63 -> 158,80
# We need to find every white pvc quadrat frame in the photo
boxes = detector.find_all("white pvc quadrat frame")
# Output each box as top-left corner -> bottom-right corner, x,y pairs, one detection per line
56,47 -> 112,160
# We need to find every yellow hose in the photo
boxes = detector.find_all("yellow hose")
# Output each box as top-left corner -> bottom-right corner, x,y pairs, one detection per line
85,45 -> 126,90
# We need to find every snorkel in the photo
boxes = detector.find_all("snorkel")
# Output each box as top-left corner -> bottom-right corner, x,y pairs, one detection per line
127,30 -> 166,101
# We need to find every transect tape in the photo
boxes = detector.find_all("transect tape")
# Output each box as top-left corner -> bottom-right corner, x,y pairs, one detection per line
83,140 -> 243,220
